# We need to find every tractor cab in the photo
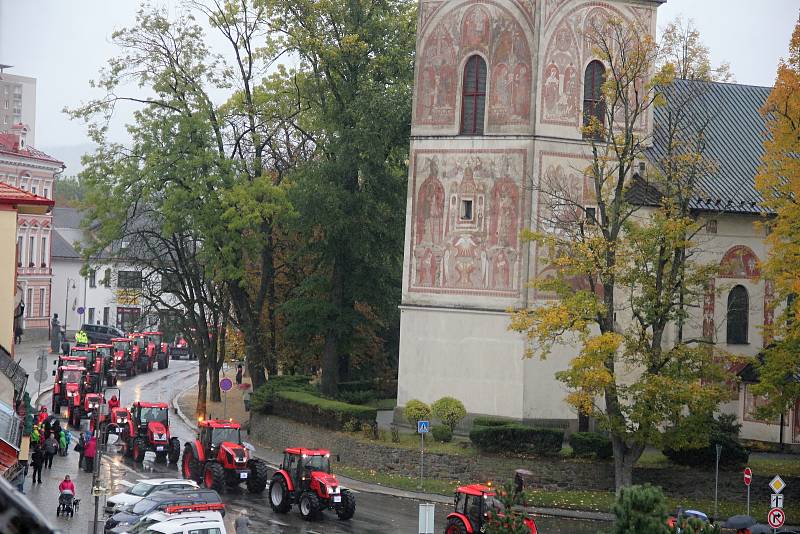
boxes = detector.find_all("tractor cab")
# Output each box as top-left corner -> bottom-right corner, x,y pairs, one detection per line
69,346 -> 97,368
130,333 -> 154,372
112,337 -> 138,377
92,343 -> 113,368
55,354 -> 87,369
91,343 -> 118,386
132,401 -> 170,431
108,406 -> 133,437
446,484 -> 537,534
52,365 -> 88,426
143,331 -> 169,369
200,420 -> 243,451
282,448 -> 332,490
83,392 -> 105,415
127,401 -> 180,463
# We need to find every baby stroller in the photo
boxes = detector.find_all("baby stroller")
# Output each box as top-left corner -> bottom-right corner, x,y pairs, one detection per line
57,490 -> 80,518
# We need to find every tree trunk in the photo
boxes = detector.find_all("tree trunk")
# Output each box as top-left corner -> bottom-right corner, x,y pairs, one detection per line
320,258 -> 344,397
611,435 -> 645,493
267,231 -> 278,378
210,321 -> 226,403
209,358 -> 221,403
197,350 -> 208,419
244,334 -> 266,389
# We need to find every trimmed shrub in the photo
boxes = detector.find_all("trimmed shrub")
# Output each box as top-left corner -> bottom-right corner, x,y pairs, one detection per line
472,416 -> 515,428
274,390 -> 377,432
663,414 -> 749,468
431,397 -> 467,431
338,380 -> 375,393
336,390 -> 376,405
569,432 -> 613,459
432,424 -> 453,443
251,375 -> 313,413
612,484 -> 670,534
469,424 -> 563,454
404,399 -> 432,426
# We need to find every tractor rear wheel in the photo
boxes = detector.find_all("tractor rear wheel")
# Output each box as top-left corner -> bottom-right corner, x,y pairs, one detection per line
299,491 -> 321,521
203,461 -> 225,492
132,437 -> 147,463
445,518 -> 468,534
157,356 -> 165,370
246,459 -> 269,494
168,437 -> 180,463
269,474 -> 292,513
181,445 -> 201,482
336,489 -> 356,520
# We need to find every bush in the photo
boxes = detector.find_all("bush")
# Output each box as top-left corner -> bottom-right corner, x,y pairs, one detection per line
432,424 -> 453,443
274,390 -> 377,432
472,416 -> 516,428
336,390 -> 376,405
251,375 -> 313,413
612,484 -> 670,534
431,397 -> 467,430
469,424 -> 563,454
338,380 -> 375,393
404,400 -> 431,426
569,432 -> 613,459
663,414 -> 749,468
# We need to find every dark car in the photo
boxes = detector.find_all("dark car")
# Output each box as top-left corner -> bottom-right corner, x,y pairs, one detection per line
82,324 -> 126,344
104,488 -> 223,531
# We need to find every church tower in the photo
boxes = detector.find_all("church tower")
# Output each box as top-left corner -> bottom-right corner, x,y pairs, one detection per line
397,0 -> 664,426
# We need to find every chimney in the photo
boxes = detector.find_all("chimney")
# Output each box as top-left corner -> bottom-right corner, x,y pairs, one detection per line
9,123 -> 28,151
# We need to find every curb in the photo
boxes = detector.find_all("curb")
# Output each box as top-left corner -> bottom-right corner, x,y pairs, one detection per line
34,385 -> 54,407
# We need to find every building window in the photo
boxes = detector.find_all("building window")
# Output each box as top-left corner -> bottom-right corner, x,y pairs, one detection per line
727,285 -> 749,344
585,206 -> 597,224
88,308 -> 95,325
39,288 -> 45,317
706,220 -> 718,234
118,270 -> 143,289
103,268 -> 111,288
460,199 -> 474,221
43,188 -> 49,199
116,307 -> 141,332
88,269 -> 97,288
26,288 -> 32,318
31,186 -> 36,196
28,236 -> 34,266
583,60 -> 606,139
16,236 -> 21,266
460,55 -> 487,135
40,237 -> 47,267
103,307 -> 110,326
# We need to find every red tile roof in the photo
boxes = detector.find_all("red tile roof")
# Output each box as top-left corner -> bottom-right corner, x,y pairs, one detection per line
0,133 -> 63,165
0,181 -> 54,207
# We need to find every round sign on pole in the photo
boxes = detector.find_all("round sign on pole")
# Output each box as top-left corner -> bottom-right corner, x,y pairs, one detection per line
743,467 -> 752,486
77,306 -> 85,315
768,507 -> 786,528
220,377 -> 233,392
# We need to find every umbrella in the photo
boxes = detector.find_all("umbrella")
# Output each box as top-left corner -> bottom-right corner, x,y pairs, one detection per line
724,515 -> 757,529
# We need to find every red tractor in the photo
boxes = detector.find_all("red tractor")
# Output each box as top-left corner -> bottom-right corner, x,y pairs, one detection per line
68,346 -> 107,392
445,484 -> 538,534
90,343 -> 118,386
142,331 -> 169,370
106,406 -> 134,447
168,333 -> 193,360
181,418 -> 268,494
269,447 -> 355,521
130,333 -> 154,373
124,401 -> 180,463
112,337 -> 138,377
51,365 -> 87,427
54,354 -> 87,370
83,392 -> 105,431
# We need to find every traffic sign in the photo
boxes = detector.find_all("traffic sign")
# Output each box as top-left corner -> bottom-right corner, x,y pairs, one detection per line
220,378 -> 233,392
744,467 -> 752,486
768,507 -> 786,528
770,475 -> 786,494
77,307 -> 85,315
33,369 -> 48,383
771,493 -> 785,509
417,420 -> 430,434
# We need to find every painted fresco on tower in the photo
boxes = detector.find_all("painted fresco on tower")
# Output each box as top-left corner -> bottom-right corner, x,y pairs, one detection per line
415,1 -> 534,129
409,149 -> 527,297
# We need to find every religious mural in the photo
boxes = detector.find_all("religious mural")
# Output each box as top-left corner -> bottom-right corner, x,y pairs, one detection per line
409,149 -> 527,297
415,1 -> 534,129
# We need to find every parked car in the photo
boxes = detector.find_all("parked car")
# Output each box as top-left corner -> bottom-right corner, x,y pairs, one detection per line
105,478 -> 199,515
109,506 -> 225,534
104,488 -> 223,532
82,323 -> 127,344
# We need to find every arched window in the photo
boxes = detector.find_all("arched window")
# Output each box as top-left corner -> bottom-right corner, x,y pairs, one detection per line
460,55 -> 487,135
583,60 -> 606,138
727,285 -> 749,344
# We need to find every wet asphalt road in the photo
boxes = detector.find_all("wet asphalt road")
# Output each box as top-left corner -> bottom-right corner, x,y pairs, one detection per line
39,360 -> 605,533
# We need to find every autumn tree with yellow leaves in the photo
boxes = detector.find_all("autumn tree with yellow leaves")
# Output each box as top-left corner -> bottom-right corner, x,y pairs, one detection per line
753,20 -> 800,418
509,16 -> 729,491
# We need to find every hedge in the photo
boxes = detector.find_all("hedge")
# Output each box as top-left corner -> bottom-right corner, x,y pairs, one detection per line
469,423 -> 563,454
251,375 -> 314,413
274,390 -> 377,432
472,416 -> 516,428
569,432 -> 613,459
432,424 -> 453,443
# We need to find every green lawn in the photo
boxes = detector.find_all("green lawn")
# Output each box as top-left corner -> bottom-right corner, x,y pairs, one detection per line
350,428 -> 478,457
335,464 -> 458,496
368,398 -> 397,411
637,449 -> 800,477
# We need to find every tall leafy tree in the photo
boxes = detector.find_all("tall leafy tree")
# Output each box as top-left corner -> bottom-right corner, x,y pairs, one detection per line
265,0 -> 416,395
509,17 -> 727,491
660,15 -> 734,82
753,20 -> 800,416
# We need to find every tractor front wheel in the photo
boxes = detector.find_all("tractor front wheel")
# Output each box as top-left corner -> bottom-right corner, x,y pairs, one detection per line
203,461 -> 225,492
132,437 -> 147,463
246,459 -> 269,494
336,489 -> 356,520
299,491 -> 321,521
445,518 -> 469,534
181,445 -> 201,482
269,474 -> 292,513
168,438 -> 180,464
157,356 -> 166,370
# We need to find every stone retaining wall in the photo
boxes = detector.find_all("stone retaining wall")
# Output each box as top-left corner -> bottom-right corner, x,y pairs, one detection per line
250,413 -> 798,502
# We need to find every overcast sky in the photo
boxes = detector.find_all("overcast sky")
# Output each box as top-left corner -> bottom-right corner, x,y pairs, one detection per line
0,0 -> 797,167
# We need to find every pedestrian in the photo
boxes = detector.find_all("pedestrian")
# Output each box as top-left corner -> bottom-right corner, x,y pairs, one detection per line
52,418 -> 62,438
58,430 -> 67,456
108,395 -> 120,412
236,364 -> 243,385
44,432 -> 58,469
30,445 -> 44,484
30,424 -> 40,447
36,406 -> 47,425
61,329 -> 70,355
50,314 -> 61,353
76,432 -> 86,469
234,509 -> 250,534
64,429 -> 72,454
83,435 -> 97,473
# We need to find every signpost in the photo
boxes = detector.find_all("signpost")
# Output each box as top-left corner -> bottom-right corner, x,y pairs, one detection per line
744,467 -> 752,516
220,377 -> 233,419
34,349 -> 48,400
417,420 -> 429,490
768,475 -> 787,533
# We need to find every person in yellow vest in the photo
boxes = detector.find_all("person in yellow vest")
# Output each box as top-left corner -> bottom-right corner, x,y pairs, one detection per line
75,330 -> 89,346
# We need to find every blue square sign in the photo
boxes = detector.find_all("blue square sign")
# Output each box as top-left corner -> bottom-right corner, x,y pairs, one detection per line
417,420 -> 430,434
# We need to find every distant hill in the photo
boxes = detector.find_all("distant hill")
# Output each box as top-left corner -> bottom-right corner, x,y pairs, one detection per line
39,142 -> 97,175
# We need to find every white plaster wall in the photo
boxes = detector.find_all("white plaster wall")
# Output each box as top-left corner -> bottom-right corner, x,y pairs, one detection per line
51,259 -> 84,332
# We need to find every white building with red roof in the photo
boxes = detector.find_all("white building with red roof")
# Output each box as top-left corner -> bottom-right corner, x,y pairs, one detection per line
0,123 -> 63,337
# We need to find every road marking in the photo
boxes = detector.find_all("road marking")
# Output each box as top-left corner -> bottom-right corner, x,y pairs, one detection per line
268,519 -> 290,526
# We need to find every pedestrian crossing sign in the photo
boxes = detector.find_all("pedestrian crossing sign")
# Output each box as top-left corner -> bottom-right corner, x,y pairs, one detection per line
417,420 -> 430,434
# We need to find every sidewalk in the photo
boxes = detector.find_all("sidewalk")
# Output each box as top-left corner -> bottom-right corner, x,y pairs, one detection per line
12,338 -> 53,401
172,386 -> 613,522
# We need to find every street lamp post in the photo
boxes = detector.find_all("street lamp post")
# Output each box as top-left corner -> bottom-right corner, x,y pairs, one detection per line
64,278 -> 75,333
